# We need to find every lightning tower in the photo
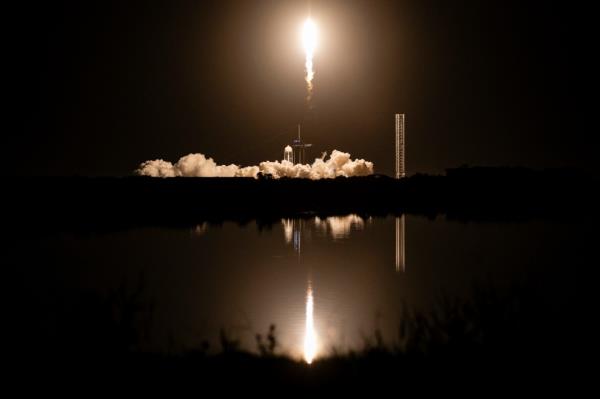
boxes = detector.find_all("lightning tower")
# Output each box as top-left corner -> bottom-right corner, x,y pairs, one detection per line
395,114 -> 406,271
395,113 -> 405,179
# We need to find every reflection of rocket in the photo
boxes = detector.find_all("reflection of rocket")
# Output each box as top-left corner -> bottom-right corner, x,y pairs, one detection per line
293,219 -> 302,254
281,218 -> 303,254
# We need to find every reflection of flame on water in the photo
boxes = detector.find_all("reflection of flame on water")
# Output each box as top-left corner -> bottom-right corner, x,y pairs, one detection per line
303,282 -> 317,364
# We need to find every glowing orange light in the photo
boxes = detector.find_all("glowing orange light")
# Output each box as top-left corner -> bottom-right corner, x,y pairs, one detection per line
303,282 -> 317,364
302,18 -> 317,99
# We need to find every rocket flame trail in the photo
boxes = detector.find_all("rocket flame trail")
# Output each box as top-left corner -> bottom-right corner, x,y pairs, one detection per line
303,282 -> 317,364
302,18 -> 317,105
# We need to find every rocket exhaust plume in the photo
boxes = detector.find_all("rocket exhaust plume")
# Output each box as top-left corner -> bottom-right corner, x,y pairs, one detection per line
302,18 -> 317,106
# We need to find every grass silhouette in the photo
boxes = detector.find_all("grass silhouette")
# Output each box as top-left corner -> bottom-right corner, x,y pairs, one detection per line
14,276 -> 579,391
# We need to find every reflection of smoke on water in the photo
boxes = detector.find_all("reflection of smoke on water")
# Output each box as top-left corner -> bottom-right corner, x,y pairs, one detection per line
281,215 -> 366,253
315,215 -> 365,240
282,219 -> 293,244
192,223 -> 208,236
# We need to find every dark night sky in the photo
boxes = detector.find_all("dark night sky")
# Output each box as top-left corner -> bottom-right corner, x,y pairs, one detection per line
9,0 -> 593,176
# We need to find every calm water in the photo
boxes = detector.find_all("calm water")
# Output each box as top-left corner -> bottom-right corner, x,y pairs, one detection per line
16,215 -> 580,361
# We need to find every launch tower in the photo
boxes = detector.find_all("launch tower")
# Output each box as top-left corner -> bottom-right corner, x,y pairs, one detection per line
395,114 -> 405,179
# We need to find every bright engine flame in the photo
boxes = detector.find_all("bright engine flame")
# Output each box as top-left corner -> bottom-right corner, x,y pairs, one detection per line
303,282 -> 317,364
302,18 -> 317,101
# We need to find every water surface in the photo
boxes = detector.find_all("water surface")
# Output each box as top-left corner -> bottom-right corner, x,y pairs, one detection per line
16,214 -> 580,361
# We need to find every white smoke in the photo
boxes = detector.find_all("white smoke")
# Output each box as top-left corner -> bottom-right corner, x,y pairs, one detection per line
136,150 -> 374,179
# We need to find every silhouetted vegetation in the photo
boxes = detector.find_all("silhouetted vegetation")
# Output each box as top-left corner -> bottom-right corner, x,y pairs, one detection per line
12,277 -> 580,390
255,324 -> 278,357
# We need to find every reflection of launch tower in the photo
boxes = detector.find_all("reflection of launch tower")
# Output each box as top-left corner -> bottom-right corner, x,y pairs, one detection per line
395,215 -> 405,272
292,124 -> 312,164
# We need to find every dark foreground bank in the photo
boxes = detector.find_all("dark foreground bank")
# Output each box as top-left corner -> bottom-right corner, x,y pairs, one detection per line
11,280 -> 585,392
5,167 -> 598,232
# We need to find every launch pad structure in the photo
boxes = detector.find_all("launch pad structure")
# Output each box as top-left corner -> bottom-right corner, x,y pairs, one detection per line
283,114 -> 404,176
291,124 -> 312,165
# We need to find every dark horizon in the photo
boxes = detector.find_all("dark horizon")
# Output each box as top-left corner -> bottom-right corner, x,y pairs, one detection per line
9,0 -> 593,176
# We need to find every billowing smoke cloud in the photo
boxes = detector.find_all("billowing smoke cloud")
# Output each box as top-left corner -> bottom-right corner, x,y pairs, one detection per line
136,150 -> 374,179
